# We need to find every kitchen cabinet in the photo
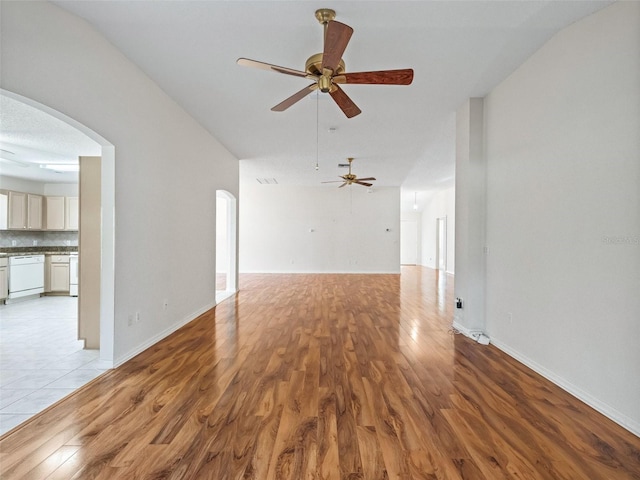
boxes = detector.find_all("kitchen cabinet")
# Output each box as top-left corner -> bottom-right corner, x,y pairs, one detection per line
45,196 -> 79,231
28,194 -> 43,229
45,255 -> 70,293
0,257 -> 7,301
8,191 -> 27,229
51,263 -> 70,292
7,191 -> 43,230
46,196 -> 66,230
65,197 -> 79,230
0,193 -> 7,229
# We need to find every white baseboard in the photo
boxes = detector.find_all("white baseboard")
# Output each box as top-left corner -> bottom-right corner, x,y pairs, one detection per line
114,301 -> 216,368
490,337 -> 640,438
94,359 -> 114,370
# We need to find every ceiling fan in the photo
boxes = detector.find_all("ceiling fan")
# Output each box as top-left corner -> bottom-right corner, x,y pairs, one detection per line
237,8 -> 413,118
322,158 -> 375,188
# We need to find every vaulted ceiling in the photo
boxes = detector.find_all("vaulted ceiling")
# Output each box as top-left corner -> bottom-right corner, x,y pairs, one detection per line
3,1 -> 612,208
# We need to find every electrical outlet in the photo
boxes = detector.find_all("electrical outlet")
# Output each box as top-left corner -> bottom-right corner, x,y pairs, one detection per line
135,312 -> 140,323
11,240 -> 17,246
33,240 -> 38,246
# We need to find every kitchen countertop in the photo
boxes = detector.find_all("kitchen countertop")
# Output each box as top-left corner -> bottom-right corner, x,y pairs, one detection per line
0,247 -> 78,256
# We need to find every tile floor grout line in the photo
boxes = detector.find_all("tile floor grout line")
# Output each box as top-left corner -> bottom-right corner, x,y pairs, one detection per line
0,296 -> 108,435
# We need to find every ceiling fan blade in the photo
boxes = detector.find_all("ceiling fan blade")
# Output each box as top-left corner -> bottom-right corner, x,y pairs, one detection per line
271,84 -> 318,112
355,177 -> 376,182
322,21 -> 353,72
237,58 -> 315,79
334,69 -> 414,85
321,180 -> 343,183
355,181 -> 373,187
329,85 -> 361,118
338,182 -> 348,188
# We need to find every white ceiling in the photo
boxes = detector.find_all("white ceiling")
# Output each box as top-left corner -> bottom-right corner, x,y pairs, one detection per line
4,1 -> 612,207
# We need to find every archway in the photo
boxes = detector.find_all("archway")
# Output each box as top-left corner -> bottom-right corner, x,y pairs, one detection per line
1,89 -> 115,367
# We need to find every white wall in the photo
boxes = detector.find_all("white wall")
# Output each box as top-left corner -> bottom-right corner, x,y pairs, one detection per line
400,211 -> 421,265
483,2 -> 640,434
1,1 -> 239,364
240,184 -> 400,273
454,98 -> 486,333
0,176 -> 78,197
0,176 -> 46,194
44,183 -> 78,196
420,187 -> 455,273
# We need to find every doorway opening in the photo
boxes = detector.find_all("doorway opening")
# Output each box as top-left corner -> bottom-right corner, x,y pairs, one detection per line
1,90 -> 115,368
216,190 -> 237,303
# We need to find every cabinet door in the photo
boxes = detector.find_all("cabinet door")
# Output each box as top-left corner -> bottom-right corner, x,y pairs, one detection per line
46,196 -> 66,230
27,194 -> 43,230
65,197 -> 79,230
0,193 -> 7,230
50,263 -> 70,292
0,266 -> 7,300
8,191 -> 27,229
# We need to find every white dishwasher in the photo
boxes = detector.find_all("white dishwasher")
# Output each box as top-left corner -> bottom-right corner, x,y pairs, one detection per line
8,255 -> 45,300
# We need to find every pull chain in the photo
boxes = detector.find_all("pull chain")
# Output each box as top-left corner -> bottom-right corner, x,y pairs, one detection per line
315,91 -> 319,171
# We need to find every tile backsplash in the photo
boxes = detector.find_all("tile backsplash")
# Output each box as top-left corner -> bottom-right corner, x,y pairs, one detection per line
0,231 -> 78,248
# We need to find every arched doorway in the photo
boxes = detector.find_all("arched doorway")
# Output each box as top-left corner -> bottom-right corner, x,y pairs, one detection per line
216,190 -> 237,303
1,89 -> 115,367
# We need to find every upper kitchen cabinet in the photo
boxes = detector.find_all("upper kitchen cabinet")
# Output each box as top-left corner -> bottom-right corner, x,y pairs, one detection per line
5,191 -> 43,230
65,197 -> 79,230
2,190 -> 77,231
45,196 -> 66,230
45,196 -> 78,231
7,191 -> 27,229
27,194 -> 43,229
0,193 -> 7,229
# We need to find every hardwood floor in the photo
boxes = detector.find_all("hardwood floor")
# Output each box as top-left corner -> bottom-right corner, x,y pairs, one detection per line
1,267 -> 639,479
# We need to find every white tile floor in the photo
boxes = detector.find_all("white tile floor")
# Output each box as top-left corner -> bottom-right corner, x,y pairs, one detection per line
0,296 -> 108,436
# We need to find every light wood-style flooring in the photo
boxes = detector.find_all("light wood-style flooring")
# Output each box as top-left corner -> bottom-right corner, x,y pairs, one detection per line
1,267 -> 639,479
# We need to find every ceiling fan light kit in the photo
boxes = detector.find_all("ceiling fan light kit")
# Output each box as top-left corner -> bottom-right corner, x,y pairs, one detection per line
322,157 -> 376,188
237,8 -> 414,118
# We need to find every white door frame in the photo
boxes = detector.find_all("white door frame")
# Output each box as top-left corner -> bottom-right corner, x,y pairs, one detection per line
216,190 -> 237,294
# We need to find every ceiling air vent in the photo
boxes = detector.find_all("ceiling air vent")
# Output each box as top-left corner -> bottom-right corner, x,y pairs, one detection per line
256,178 -> 278,184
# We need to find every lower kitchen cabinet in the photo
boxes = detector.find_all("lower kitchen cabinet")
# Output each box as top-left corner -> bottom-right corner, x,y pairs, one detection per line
0,258 -> 7,301
51,263 -> 70,292
45,255 -> 70,293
